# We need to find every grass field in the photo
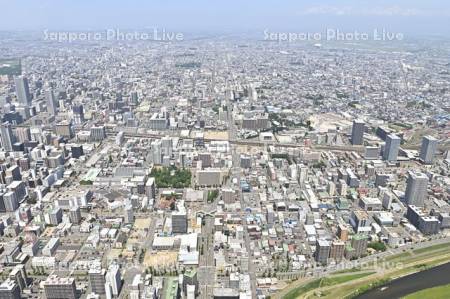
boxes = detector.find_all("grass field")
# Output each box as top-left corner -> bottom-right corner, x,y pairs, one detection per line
284,279 -> 321,299
283,272 -> 374,299
412,242 -> 450,255
279,240 -> 450,299
403,284 -> 450,299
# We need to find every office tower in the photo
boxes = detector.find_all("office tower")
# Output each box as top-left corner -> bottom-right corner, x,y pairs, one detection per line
406,205 -> 441,235
124,204 -> 134,224
0,279 -> 21,299
405,171 -> 428,207
49,207 -> 63,225
8,264 -> 27,292
182,270 -> 198,295
55,122 -> 74,139
1,122 -> 15,152
131,91 -> 139,104
0,194 -> 6,213
351,234 -> 368,257
383,134 -> 401,162
89,268 -> 106,295
14,76 -> 31,106
351,119 -> 365,145
145,177 -> 156,199
14,127 -> 31,143
198,152 -> 212,168
90,126 -> 106,142
315,239 -> 330,265
382,192 -> 393,210
364,146 -> 380,160
419,135 -> 438,164
4,192 -> 18,212
46,88 -> 57,116
69,206 -> 82,224
43,275 -> 77,299
172,207 -> 188,234
161,136 -> 173,158
72,104 -> 85,124
151,140 -> 162,165
105,264 -> 122,297
6,165 -> 21,181
71,145 -> 84,159
298,164 -> 308,187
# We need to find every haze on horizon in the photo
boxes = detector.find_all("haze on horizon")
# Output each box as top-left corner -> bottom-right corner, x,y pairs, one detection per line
0,0 -> 450,37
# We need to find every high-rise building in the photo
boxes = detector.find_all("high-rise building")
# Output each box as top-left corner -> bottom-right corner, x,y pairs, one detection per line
405,171 -> 428,207
0,279 -> 21,299
14,76 -> 31,106
298,164 -> 308,187
351,234 -> 368,257
105,264 -> 122,297
419,135 -> 438,164
337,224 -> 349,241
55,122 -> 74,139
90,126 -> 106,142
329,240 -> 345,261
43,275 -> 77,299
46,88 -> 57,116
8,264 -> 27,292
69,206 -> 82,224
124,204 -> 134,224
72,104 -> 85,124
1,122 -> 15,152
161,136 -> 173,158
383,134 -> 401,162
14,127 -> 31,143
151,140 -> 162,165
89,268 -> 106,295
172,207 -> 188,234
351,119 -> 365,145
71,145 -> 84,159
315,239 -> 330,265
182,269 -> 198,295
3,192 -> 18,212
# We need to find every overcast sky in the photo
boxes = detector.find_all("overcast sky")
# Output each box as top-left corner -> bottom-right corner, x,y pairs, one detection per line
1,0 -> 449,36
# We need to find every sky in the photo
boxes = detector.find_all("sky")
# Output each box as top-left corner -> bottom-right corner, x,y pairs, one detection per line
1,0 -> 449,36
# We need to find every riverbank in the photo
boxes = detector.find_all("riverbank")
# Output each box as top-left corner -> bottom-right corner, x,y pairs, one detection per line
355,262 -> 450,299
276,239 -> 450,299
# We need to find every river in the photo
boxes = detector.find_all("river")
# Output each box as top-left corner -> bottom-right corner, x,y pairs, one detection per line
355,262 -> 450,299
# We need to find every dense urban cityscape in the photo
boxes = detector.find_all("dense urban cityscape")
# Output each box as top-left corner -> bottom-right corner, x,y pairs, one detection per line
0,4 -> 450,299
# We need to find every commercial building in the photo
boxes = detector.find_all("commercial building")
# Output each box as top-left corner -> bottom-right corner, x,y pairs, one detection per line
105,264 -> 122,297
43,275 -> 77,299
1,122 -> 15,152
88,268 -> 106,295
419,135 -> 438,164
0,279 -> 21,299
315,239 -> 331,265
351,119 -> 365,145
405,171 -> 428,207
14,75 -> 32,106
383,134 -> 401,162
